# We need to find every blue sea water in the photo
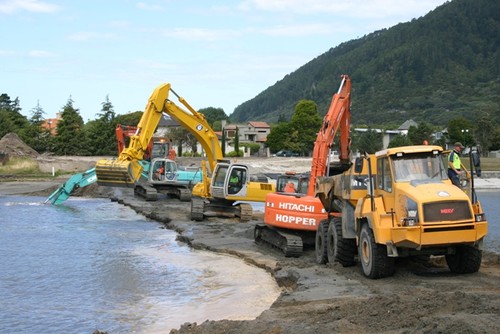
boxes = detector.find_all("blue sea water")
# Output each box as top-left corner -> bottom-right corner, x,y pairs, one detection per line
0,196 -> 280,334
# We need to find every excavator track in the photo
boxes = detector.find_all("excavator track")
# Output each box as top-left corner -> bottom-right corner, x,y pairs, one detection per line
190,197 -> 205,221
238,203 -> 253,221
178,187 -> 192,202
134,183 -> 158,201
254,223 -> 303,257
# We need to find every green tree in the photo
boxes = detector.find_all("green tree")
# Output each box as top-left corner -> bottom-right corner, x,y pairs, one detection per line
53,98 -> 88,155
221,130 -> 226,156
354,129 -> 383,154
115,111 -> 143,127
490,127 -> 500,151
22,101 -> 51,153
167,127 -> 190,156
289,100 -> 322,155
474,110 -> 494,153
0,93 -> 29,138
447,117 -> 475,147
407,122 -> 434,145
199,107 -> 228,127
85,96 -> 117,155
388,134 -> 413,148
233,126 -> 240,156
266,123 -> 292,153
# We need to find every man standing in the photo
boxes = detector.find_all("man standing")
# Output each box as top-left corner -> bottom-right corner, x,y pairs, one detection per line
448,142 -> 464,187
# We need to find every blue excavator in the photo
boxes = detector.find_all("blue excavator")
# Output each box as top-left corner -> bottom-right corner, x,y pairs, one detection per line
45,124 -> 169,205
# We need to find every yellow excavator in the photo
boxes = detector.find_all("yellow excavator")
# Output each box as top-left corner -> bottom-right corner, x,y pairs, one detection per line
95,83 -> 274,221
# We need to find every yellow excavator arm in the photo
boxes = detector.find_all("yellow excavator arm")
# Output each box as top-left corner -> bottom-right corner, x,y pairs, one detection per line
95,83 -> 223,188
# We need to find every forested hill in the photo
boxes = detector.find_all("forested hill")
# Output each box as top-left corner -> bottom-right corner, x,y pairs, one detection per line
230,0 -> 499,127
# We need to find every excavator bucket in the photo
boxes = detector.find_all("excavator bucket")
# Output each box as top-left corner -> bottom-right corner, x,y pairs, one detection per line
95,159 -> 143,188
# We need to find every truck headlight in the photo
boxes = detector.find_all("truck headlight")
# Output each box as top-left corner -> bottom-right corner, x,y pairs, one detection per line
475,213 -> 485,222
402,199 -> 419,226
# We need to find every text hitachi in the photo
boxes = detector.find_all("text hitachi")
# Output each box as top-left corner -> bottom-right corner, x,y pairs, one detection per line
278,202 -> 316,212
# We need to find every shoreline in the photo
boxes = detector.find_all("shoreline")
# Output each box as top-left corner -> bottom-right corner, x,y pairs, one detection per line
2,180 -> 500,334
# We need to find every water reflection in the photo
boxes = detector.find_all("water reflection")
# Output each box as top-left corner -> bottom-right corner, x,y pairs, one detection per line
0,196 -> 281,333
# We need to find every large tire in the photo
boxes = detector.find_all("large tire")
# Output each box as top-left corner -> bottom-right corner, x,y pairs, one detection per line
358,223 -> 395,279
327,218 -> 357,267
315,219 -> 329,264
446,245 -> 482,274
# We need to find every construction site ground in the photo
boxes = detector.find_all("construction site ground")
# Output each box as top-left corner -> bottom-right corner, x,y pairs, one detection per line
1,154 -> 499,334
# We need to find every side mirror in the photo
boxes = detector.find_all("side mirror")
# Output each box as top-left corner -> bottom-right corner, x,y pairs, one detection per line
470,148 -> 481,177
354,157 -> 364,174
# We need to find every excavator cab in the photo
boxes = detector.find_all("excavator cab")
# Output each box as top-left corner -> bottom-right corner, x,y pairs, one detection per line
276,173 -> 309,195
211,162 -> 249,198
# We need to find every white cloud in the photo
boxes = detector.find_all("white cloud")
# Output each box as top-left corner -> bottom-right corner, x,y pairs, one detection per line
136,2 -> 164,11
29,50 -> 55,57
258,23 -> 334,37
0,49 -> 16,56
239,0 -> 446,19
160,28 -> 240,42
67,32 -> 118,42
0,0 -> 59,14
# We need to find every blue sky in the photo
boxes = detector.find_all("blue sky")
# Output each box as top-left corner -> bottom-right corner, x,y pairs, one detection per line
1,0 -> 449,122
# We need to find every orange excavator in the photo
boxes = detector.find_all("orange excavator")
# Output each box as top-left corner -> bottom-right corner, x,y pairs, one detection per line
115,124 -> 174,162
254,74 -> 352,256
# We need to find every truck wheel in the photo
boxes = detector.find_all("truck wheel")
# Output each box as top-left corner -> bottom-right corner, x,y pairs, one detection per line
315,219 -> 329,264
327,218 -> 356,267
445,245 -> 482,274
358,223 -> 395,279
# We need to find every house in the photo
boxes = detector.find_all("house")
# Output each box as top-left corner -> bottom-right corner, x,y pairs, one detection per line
397,119 -> 418,135
41,113 -> 62,136
221,120 -> 271,156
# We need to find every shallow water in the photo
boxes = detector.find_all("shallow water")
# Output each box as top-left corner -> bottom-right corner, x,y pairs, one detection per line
0,196 -> 281,333
477,190 -> 500,254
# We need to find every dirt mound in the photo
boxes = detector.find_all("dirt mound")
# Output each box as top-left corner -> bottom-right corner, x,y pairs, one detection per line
0,133 -> 39,158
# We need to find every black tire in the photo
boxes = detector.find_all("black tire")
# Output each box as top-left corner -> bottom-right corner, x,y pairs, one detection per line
446,245 -> 482,274
358,223 -> 395,279
315,219 -> 329,264
327,218 -> 357,267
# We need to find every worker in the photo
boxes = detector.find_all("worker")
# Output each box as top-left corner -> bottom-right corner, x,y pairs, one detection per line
154,163 -> 165,181
229,172 -> 239,185
448,142 -> 464,187
284,182 -> 296,193
168,148 -> 176,160
229,172 -> 241,194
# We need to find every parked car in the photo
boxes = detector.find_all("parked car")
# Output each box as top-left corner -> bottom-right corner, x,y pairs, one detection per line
273,150 -> 300,157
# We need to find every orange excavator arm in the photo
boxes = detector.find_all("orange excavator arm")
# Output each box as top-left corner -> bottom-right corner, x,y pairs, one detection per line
307,74 -> 351,195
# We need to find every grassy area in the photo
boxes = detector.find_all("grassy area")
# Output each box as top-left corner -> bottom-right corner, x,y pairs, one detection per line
0,157 -> 53,179
461,157 -> 500,171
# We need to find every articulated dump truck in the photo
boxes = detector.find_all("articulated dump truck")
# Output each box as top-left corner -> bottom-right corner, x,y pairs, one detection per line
315,145 -> 488,279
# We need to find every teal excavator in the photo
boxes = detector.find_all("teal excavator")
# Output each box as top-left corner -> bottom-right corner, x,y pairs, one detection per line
45,125 -> 169,205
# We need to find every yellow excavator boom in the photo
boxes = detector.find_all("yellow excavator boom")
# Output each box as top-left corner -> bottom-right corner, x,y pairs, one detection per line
95,83 -> 223,188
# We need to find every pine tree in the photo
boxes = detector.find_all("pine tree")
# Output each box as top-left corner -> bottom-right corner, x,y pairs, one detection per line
85,96 -> 117,155
53,97 -> 87,155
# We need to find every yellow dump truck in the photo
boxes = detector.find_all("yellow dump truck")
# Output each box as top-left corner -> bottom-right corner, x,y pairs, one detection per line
315,145 -> 488,278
